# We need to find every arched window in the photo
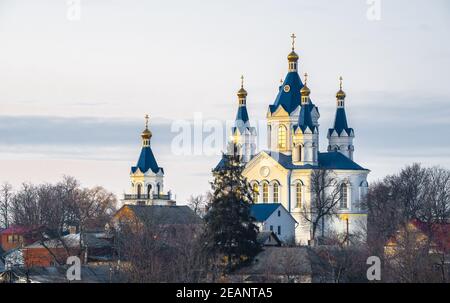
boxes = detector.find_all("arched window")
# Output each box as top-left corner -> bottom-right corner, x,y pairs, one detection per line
137,184 -> 142,199
262,183 -> 269,203
298,145 -> 302,161
296,183 -> 303,208
273,183 -> 279,203
252,183 -> 259,203
278,125 -> 287,149
156,183 -> 161,197
340,183 -> 348,209
147,184 -> 152,197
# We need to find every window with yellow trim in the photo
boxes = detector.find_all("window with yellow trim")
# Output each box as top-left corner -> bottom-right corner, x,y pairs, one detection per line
278,125 -> 287,149
273,183 -> 279,203
252,183 -> 259,203
262,183 -> 269,203
296,183 -> 302,208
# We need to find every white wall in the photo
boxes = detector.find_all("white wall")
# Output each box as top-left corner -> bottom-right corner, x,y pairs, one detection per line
260,205 -> 296,243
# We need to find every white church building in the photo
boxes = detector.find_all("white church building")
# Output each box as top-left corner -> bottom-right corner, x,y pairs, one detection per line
216,35 -> 370,245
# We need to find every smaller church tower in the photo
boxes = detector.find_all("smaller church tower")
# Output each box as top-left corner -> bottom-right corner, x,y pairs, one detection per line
123,115 -> 176,206
327,77 -> 355,160
292,73 -> 320,165
229,76 -> 257,163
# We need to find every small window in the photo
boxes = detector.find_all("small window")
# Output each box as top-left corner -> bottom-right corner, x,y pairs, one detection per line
252,183 -> 259,203
262,183 -> 269,203
296,183 -> 302,208
273,183 -> 279,203
278,210 -> 281,217
278,125 -> 287,149
7,235 -> 13,243
270,225 -> 273,232
340,183 -> 348,209
277,226 -> 281,235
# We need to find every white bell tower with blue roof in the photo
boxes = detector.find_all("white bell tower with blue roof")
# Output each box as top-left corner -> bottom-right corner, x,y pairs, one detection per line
327,77 -> 355,160
229,75 -> 257,163
123,115 -> 176,206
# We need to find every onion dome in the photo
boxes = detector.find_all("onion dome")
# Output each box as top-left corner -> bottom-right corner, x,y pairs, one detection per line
300,73 -> 311,97
237,75 -> 248,99
336,76 -> 346,99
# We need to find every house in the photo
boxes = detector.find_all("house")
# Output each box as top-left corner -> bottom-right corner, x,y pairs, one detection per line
0,225 -> 41,252
113,204 -> 202,227
0,264 -> 125,283
230,246 -> 312,283
256,231 -> 282,247
112,204 -> 203,244
385,219 -> 450,255
250,203 -> 297,243
22,233 -> 81,268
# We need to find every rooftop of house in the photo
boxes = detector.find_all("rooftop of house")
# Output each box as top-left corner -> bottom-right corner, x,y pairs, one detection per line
0,225 -> 39,235
116,205 -> 203,226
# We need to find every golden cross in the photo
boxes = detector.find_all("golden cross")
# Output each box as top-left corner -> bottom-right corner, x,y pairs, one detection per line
339,76 -> 343,90
144,114 -> 149,129
290,33 -> 296,50
304,72 -> 308,85
240,75 -> 244,88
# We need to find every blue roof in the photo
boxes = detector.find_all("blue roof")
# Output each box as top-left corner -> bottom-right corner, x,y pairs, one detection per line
235,106 -> 249,123
295,102 -> 318,133
328,108 -> 353,136
131,146 -> 162,174
233,106 -> 251,133
250,204 -> 281,222
263,151 -> 368,171
269,71 -> 304,114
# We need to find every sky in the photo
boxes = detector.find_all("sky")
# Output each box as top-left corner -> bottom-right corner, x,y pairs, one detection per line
0,0 -> 449,205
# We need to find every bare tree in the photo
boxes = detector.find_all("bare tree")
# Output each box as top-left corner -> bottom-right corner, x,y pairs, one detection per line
187,193 -> 208,218
365,164 -> 450,283
0,182 -> 13,228
300,169 -> 343,244
113,213 -> 206,282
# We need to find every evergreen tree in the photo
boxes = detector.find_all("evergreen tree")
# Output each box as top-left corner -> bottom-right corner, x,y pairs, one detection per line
203,150 -> 260,272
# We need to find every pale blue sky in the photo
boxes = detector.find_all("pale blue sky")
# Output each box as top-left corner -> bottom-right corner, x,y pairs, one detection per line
0,0 -> 449,204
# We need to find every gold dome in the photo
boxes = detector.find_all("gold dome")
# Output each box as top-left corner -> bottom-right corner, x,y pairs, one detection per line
237,87 -> 247,98
287,50 -> 299,62
336,89 -> 346,99
300,84 -> 311,96
141,128 -> 152,139
237,75 -> 247,98
301,72 -> 311,96
336,76 -> 346,99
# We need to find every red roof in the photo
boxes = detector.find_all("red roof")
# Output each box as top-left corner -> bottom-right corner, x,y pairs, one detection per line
411,220 -> 450,253
0,225 -> 38,235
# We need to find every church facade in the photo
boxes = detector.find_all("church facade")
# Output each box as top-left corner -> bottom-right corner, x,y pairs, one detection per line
220,35 -> 370,245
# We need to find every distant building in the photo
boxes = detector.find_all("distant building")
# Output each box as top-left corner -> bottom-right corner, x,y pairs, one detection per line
112,204 -> 202,240
0,225 -> 41,252
22,233 -> 81,268
256,231 -> 282,247
250,203 -> 296,243
385,219 -> 450,256
122,115 -> 176,206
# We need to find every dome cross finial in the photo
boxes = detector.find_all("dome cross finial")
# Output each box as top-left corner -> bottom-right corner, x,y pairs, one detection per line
144,114 -> 149,130
339,76 -> 343,90
240,75 -> 244,89
304,72 -> 308,86
290,33 -> 296,50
